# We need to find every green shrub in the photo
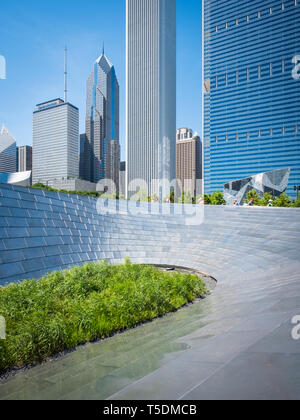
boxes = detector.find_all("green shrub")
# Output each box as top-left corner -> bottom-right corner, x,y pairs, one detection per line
0,261 -> 207,374
293,194 -> 300,208
273,192 -> 292,207
245,189 -> 261,205
258,192 -> 274,206
210,190 -> 226,205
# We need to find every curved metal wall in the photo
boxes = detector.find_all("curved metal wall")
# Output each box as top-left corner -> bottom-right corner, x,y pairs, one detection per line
0,183 -> 300,287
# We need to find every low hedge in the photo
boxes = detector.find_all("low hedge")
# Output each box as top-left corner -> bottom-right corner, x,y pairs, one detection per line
0,259 -> 207,374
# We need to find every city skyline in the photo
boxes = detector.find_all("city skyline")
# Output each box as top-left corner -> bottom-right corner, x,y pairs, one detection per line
0,0 -> 202,161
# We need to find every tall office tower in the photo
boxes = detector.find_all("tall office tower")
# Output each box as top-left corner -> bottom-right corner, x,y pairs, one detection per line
79,133 -> 90,181
82,50 -> 120,184
105,139 -> 121,193
126,0 -> 176,198
18,146 -> 32,172
32,99 -> 79,184
119,161 -> 126,197
176,129 -> 202,197
0,125 -> 17,173
203,0 -> 300,198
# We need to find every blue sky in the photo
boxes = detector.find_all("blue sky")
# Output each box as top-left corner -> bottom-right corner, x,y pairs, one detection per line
0,0 -> 202,160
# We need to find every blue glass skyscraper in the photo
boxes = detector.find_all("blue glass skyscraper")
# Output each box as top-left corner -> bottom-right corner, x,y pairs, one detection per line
203,0 -> 300,198
81,50 -> 119,184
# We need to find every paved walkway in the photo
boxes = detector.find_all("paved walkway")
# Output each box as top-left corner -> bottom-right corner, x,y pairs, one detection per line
0,205 -> 299,400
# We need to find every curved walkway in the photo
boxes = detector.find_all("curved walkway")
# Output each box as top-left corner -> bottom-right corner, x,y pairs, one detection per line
0,184 -> 299,400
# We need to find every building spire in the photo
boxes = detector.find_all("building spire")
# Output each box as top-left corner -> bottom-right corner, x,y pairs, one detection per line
64,46 -> 68,103
102,42 -> 105,56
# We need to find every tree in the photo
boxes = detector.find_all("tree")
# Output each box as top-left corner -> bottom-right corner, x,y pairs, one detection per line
246,189 -> 260,205
178,191 -> 193,204
293,194 -> 300,208
210,190 -> 226,205
203,193 -> 212,205
259,192 -> 274,207
273,192 -> 292,207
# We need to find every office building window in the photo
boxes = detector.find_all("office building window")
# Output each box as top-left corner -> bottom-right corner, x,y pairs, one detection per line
258,65 -> 261,79
225,21 -> 228,29
270,62 -> 273,75
258,10 -> 261,18
270,7 -> 273,14
282,2 -> 285,10
295,0 -> 298,6
270,128 -> 273,136
282,126 -> 286,135
247,15 -> 250,22
282,58 -> 285,72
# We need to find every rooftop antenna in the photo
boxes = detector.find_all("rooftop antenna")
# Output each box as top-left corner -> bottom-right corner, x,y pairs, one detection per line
64,46 -> 68,103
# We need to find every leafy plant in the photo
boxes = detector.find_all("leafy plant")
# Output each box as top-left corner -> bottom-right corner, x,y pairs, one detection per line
273,192 -> 292,207
0,261 -> 207,374
258,192 -> 274,206
210,190 -> 226,205
293,194 -> 300,208
245,189 -> 261,205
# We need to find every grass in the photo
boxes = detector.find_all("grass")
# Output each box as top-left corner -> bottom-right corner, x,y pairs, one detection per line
0,259 -> 207,374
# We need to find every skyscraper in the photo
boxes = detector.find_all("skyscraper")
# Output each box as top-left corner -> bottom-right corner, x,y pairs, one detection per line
32,99 -> 79,184
126,0 -> 176,198
203,0 -> 300,198
0,125 -> 17,173
17,146 -> 32,172
81,50 -> 120,186
176,129 -> 202,197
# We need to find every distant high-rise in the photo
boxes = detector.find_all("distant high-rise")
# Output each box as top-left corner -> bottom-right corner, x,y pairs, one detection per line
176,129 -> 202,197
18,146 -> 32,172
126,0 -> 176,198
106,139 -> 120,193
80,50 -> 120,185
119,161 -> 126,197
0,125 -> 17,173
32,99 -> 79,184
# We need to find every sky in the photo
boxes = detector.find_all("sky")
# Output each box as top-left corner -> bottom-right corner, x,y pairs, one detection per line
0,0 -> 202,161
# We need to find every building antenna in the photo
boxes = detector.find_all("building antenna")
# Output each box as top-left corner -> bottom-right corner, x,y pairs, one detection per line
64,46 -> 68,103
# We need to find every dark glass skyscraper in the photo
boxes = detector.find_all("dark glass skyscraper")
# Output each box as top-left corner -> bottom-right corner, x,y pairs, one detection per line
203,0 -> 300,198
81,51 -> 120,185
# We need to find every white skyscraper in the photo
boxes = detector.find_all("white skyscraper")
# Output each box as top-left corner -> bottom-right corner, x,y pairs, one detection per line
32,99 -> 79,184
126,0 -> 176,198
0,125 -> 17,173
